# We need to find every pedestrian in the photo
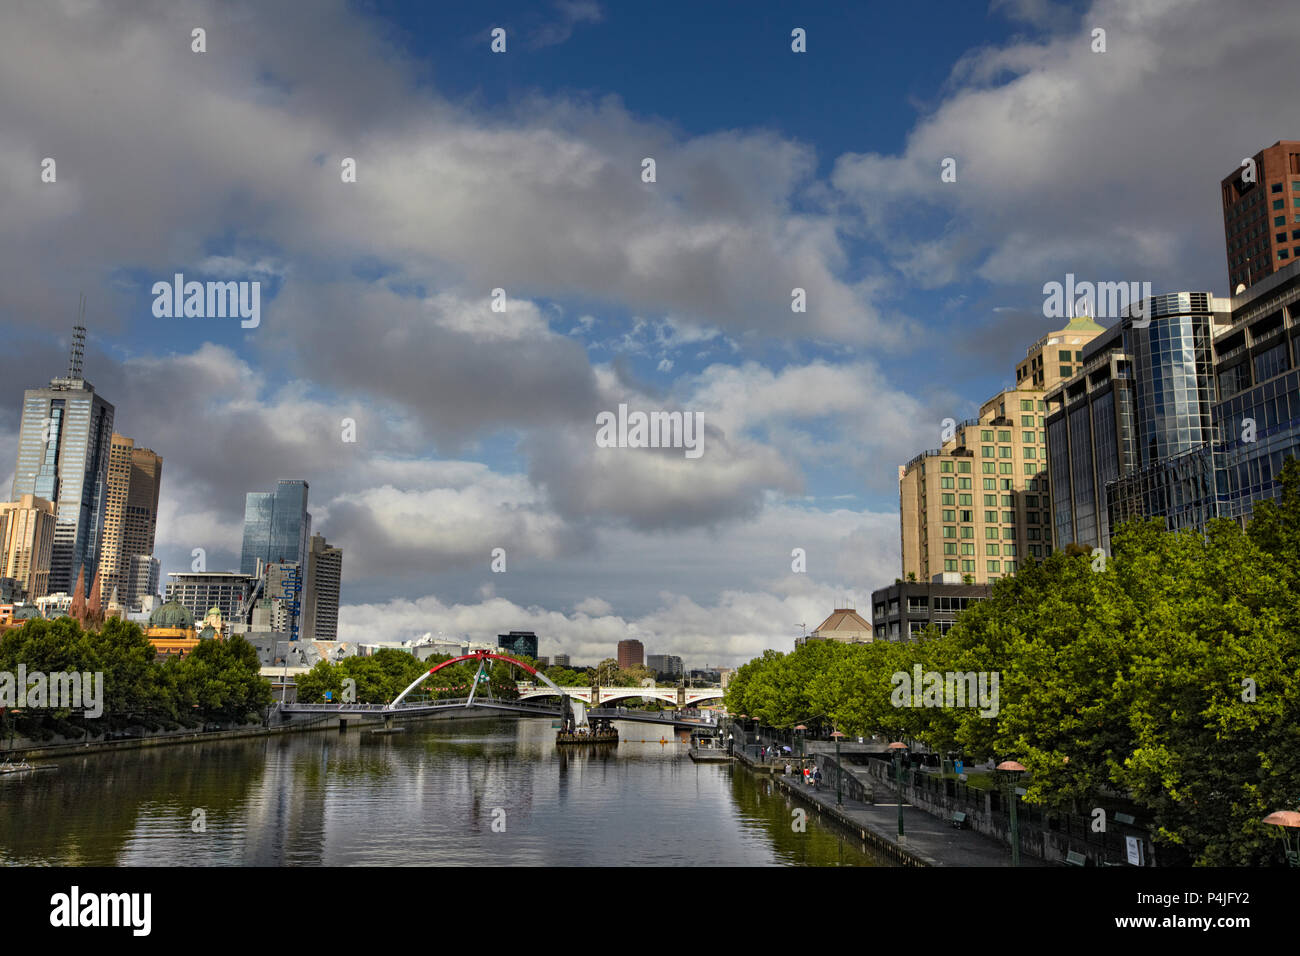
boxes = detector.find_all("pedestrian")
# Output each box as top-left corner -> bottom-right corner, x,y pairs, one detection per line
813,767 -> 822,790
785,762 -> 791,776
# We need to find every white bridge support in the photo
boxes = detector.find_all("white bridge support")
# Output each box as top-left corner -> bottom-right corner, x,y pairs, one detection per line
516,684 -> 724,706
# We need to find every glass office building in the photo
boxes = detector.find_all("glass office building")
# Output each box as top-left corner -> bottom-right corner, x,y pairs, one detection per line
239,480 -> 312,576
11,376 -> 115,594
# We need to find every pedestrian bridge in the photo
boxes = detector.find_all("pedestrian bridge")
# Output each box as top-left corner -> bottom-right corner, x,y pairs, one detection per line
515,684 -> 724,706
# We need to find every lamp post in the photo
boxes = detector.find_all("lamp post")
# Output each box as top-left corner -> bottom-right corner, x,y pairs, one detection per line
996,760 -> 1027,867
830,731 -> 845,806
1263,810 -> 1300,867
888,741 -> 908,841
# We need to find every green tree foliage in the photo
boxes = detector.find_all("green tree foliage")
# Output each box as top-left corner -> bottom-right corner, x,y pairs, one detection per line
726,459 -> 1300,864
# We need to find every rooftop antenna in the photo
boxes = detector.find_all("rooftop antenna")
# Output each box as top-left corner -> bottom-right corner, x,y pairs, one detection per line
68,297 -> 86,380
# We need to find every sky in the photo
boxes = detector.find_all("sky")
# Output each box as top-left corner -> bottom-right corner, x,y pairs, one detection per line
1,0 -> 1297,666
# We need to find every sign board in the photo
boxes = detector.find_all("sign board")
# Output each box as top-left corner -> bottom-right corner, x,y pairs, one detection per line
1126,836 -> 1144,866
954,760 -> 964,775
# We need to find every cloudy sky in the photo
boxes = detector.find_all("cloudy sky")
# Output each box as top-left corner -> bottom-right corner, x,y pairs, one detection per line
1,0 -> 1295,666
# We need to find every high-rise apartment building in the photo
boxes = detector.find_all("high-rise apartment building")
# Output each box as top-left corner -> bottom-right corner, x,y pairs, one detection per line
0,494 -> 56,600
303,533 -> 342,641
1221,140 -> 1300,293
11,328 -> 115,594
617,638 -> 644,669
99,434 -> 163,608
646,653 -> 683,677
899,318 -> 1104,585
240,480 -> 311,635
552,654 -> 571,667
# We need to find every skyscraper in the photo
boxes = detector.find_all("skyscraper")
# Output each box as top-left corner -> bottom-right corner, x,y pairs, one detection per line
240,480 -> 312,575
0,494 -> 56,600
1221,140 -> 1300,292
303,533 -> 342,641
11,327 -> 115,593
99,433 -> 163,608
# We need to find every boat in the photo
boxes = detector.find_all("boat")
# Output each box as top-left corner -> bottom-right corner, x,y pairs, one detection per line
0,759 -> 55,775
555,699 -> 618,746
688,732 -> 733,763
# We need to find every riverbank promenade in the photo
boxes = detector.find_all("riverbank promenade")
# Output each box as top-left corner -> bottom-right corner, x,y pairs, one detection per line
736,746 -> 1051,867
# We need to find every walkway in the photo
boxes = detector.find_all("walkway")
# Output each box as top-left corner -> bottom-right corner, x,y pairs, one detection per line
757,756 -> 1052,867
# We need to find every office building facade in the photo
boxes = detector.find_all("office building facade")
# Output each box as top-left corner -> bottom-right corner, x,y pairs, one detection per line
1221,140 -> 1300,292
646,654 -> 683,678
498,631 -> 539,659
165,571 -> 255,625
240,480 -> 312,576
11,333 -> 115,593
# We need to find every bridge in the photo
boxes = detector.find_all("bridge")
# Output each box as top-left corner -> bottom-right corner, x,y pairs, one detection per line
277,650 -> 722,729
515,684 -> 724,706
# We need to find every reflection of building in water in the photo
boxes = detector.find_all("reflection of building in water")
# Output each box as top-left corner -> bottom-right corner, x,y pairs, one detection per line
239,737 -> 332,866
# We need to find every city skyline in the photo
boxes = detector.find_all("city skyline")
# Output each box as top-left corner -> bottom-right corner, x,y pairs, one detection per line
2,0 -> 1298,666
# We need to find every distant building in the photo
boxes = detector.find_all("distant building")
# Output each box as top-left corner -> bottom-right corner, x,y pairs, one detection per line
1221,140 -> 1300,292
239,481 -> 312,637
497,631 -> 539,659
807,607 -> 873,644
166,571 -> 255,626
0,494 -> 56,600
870,574 -> 992,641
35,592 -> 72,618
646,653 -> 683,678
11,330 -> 116,594
98,434 -> 162,609
303,533 -> 342,641
552,654 -> 570,667
617,638 -> 644,669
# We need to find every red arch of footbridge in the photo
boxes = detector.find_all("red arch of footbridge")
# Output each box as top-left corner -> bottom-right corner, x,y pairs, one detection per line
389,651 -> 567,708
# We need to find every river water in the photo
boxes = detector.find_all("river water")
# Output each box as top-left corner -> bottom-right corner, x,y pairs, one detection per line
0,717 -> 893,866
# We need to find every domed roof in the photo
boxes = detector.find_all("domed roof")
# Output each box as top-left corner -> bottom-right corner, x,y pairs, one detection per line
149,600 -> 194,629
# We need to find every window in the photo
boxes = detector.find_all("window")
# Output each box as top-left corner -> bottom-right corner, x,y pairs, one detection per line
998,430 -> 1011,442
941,477 -> 954,488
1272,183 -> 1284,193
983,479 -> 996,490
1020,399 -> 1033,411
1059,349 -> 1072,362
1029,545 -> 1042,557
987,561 -> 1001,573
1075,351 -> 1084,361
984,494 -> 997,506
961,543 -> 975,555
962,560 -> 975,572
1292,231 -> 1300,241
999,446 -> 1012,458
958,478 -> 972,489
1278,232 -> 1288,244
1026,495 -> 1039,507
961,527 -> 974,538
1276,215 -> 1286,227
943,526 -> 956,538
1004,544 -> 1017,556
1274,198 -> 1285,210
959,510 -> 973,522
985,510 -> 998,522
1281,250 -> 1290,261
1000,462 -> 1013,474
1001,494 -> 1013,506
958,461 -> 971,473
986,527 -> 998,539
1059,366 -> 1073,378
944,560 -> 958,572
1004,561 -> 1017,574
1028,527 -> 1041,540
1021,414 -> 1035,426
981,429 -> 993,441
982,462 -> 995,473
959,494 -> 972,505
1003,511 -> 1015,523
986,544 -> 1000,555
1000,479 -> 1013,489
1023,431 -> 1036,443
982,445 -> 994,458
942,493 -> 955,504
941,461 -> 953,472
1024,447 -> 1037,459
942,509 -> 955,522
1025,463 -> 1039,474
944,543 -> 957,555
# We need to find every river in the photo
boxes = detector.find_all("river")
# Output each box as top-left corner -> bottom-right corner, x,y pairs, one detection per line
0,717 -> 894,866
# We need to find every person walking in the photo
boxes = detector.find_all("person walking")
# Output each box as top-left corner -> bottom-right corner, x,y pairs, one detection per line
813,767 -> 822,790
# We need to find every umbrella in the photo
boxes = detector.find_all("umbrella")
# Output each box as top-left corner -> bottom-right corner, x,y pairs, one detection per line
782,745 -> 792,751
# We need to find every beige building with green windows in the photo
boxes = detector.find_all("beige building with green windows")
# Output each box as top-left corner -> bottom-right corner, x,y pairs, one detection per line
898,317 -> 1104,585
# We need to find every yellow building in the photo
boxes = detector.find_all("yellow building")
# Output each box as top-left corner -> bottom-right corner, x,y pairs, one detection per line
144,599 -> 198,657
899,317 -> 1104,585
0,494 -> 56,600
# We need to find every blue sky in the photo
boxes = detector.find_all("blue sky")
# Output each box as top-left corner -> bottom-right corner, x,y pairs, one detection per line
0,0 -> 1293,664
